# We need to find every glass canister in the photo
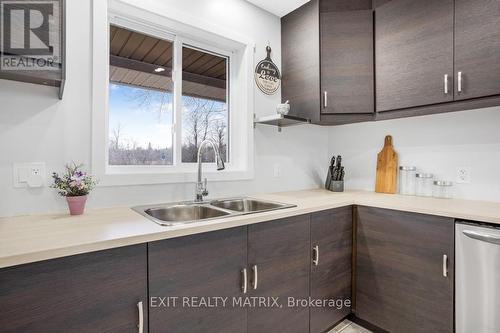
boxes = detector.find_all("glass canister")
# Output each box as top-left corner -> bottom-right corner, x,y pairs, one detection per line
433,181 -> 454,199
399,166 -> 417,195
415,173 -> 434,197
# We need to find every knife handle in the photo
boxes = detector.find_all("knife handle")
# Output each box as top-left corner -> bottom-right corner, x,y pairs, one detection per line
325,170 -> 332,189
332,168 -> 339,181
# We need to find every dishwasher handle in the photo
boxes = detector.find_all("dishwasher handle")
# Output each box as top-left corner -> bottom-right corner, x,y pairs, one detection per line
463,229 -> 500,246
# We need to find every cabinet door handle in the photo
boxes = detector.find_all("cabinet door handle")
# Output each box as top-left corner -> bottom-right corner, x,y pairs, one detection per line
312,245 -> 320,266
444,74 -> 449,94
323,91 -> 328,108
458,71 -> 463,93
241,268 -> 248,294
137,301 -> 144,333
252,265 -> 258,290
442,254 -> 448,277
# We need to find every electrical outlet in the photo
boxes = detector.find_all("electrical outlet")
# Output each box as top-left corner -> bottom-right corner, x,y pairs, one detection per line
456,167 -> 471,184
13,162 -> 46,188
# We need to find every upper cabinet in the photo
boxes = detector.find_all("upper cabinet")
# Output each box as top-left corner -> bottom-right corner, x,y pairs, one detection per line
376,0 -> 500,113
375,0 -> 454,112
0,0 -> 66,99
282,0 -> 500,125
375,0 -> 500,114
320,1 -> 374,116
282,0 -> 375,125
281,0 -> 321,123
454,0 -> 500,100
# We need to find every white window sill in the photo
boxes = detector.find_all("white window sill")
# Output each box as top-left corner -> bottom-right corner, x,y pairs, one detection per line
97,168 -> 254,187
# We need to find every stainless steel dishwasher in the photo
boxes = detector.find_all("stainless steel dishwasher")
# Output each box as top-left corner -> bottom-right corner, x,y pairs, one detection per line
456,222 -> 500,333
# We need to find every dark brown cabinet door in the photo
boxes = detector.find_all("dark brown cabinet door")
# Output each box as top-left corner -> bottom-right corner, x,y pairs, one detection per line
355,207 -> 454,333
281,0 -> 321,123
247,215 -> 311,333
454,0 -> 500,100
148,227 -> 247,333
320,1 -> 374,115
310,207 -> 353,333
375,0 -> 454,112
0,245 -> 148,333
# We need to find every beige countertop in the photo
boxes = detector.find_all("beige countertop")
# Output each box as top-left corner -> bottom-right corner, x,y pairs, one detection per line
1,189 -> 500,269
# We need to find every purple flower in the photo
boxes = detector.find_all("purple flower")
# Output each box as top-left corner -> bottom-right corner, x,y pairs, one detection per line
51,163 -> 97,197
71,171 -> 86,182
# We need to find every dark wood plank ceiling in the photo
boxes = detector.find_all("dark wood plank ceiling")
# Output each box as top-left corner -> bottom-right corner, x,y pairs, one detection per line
109,25 -> 227,102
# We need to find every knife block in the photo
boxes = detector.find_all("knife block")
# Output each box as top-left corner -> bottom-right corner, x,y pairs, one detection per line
325,168 -> 344,192
328,181 -> 344,192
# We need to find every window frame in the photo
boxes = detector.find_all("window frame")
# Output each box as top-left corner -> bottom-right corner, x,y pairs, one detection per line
92,0 -> 255,186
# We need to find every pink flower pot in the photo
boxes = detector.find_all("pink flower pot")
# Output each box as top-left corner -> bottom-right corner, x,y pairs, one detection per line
66,195 -> 88,215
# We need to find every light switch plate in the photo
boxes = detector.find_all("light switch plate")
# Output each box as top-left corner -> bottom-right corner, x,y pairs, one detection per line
13,162 -> 46,188
273,163 -> 282,178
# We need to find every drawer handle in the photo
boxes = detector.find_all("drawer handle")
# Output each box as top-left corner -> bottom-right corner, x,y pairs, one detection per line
313,245 -> 320,266
137,301 -> 144,333
241,268 -> 248,294
252,265 -> 258,290
323,91 -> 328,108
444,74 -> 449,94
442,254 -> 448,278
458,71 -> 463,93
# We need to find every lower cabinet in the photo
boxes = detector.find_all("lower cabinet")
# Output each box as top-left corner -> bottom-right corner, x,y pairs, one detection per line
2,204 -> 460,333
0,206 -> 457,333
310,207 -> 353,333
148,227 -> 248,333
247,215 -> 311,333
355,206 -> 454,333
148,211 -> 352,333
0,244 -> 148,333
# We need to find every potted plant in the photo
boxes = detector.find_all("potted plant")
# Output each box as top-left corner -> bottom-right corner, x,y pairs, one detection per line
51,163 -> 97,215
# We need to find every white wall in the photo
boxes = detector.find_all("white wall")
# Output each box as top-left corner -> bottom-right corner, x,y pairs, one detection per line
0,0 -> 329,217
3,0 -> 498,218
328,107 -> 500,202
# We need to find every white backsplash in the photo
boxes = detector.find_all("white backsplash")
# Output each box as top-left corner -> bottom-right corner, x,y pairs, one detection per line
328,106 -> 500,202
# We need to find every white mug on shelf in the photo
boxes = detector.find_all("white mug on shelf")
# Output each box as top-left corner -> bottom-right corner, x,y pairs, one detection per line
276,100 -> 290,115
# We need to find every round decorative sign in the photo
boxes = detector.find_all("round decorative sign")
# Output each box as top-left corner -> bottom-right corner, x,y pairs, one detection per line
254,46 -> 281,95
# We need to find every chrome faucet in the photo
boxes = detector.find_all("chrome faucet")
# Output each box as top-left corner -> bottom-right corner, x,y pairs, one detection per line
195,139 -> 225,202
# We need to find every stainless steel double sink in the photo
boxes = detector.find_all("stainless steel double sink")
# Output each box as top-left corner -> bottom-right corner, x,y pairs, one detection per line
133,198 -> 296,226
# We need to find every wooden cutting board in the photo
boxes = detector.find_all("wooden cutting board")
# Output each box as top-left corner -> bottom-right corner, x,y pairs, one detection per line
375,135 -> 398,194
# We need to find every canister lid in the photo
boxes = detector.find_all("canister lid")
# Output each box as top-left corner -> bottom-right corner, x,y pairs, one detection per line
399,166 -> 417,171
434,180 -> 453,186
416,173 -> 433,178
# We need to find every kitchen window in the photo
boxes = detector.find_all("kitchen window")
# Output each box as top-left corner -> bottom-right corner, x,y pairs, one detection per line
92,2 -> 254,186
108,25 -> 229,166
